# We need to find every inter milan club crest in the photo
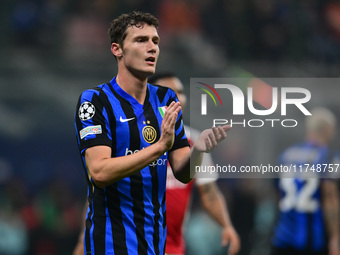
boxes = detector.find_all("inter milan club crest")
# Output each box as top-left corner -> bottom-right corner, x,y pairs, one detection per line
79,102 -> 95,121
142,120 -> 157,143
142,125 -> 157,143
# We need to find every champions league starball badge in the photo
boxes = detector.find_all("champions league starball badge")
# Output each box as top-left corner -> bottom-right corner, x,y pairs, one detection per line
79,102 -> 95,121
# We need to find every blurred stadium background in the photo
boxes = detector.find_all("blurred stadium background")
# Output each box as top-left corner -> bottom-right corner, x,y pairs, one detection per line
1,0 -> 340,254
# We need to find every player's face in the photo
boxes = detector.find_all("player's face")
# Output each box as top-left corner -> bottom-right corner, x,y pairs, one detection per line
156,77 -> 187,109
121,24 -> 160,79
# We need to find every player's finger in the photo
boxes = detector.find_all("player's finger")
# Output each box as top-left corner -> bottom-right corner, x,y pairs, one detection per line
163,103 -> 180,129
230,237 -> 240,255
167,101 -> 181,112
205,137 -> 212,151
169,111 -> 178,129
164,102 -> 181,121
222,124 -> 232,132
162,101 -> 175,122
217,126 -> 227,140
212,126 -> 219,139
208,130 -> 218,147
229,243 -> 239,255
212,126 -> 225,142
221,236 -> 229,247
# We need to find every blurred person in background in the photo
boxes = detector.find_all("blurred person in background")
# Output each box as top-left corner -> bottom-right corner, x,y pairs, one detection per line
148,72 -> 240,255
271,107 -> 340,255
74,11 -> 231,255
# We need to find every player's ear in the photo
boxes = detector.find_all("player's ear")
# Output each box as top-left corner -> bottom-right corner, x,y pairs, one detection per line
111,43 -> 123,58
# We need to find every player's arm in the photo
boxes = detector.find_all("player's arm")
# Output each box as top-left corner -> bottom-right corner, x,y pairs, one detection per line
321,179 -> 340,255
168,125 -> 231,183
86,101 -> 181,188
198,182 -> 240,255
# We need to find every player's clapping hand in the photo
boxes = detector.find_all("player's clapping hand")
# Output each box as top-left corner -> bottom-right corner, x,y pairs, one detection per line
158,101 -> 182,151
194,125 -> 231,153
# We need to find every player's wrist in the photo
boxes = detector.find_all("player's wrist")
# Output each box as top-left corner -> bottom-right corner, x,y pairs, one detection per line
157,134 -> 175,152
154,140 -> 170,155
189,146 -> 203,165
222,224 -> 233,231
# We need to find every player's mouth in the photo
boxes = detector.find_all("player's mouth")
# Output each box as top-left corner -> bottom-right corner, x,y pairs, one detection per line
145,56 -> 156,65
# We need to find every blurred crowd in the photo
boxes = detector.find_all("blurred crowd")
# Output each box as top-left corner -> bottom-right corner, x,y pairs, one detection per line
2,0 -> 340,66
1,0 -> 340,254
0,166 -> 83,254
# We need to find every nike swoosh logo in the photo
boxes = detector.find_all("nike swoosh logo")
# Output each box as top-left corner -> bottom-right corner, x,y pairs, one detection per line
120,116 -> 135,123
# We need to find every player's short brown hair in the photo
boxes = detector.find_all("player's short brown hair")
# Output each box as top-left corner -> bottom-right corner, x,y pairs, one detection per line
108,11 -> 159,46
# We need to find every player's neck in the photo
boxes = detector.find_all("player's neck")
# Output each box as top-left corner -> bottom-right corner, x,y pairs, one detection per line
116,71 -> 148,104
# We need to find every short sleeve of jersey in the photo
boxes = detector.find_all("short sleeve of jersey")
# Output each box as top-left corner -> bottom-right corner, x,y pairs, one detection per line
75,86 -> 112,155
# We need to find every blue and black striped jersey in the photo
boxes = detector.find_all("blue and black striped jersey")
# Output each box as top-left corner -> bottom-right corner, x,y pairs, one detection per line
75,77 -> 189,255
271,142 -> 332,252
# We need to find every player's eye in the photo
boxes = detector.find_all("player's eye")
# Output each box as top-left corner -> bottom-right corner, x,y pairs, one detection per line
136,37 -> 147,43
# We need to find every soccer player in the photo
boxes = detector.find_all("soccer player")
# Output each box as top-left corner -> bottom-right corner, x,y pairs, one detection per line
271,107 -> 340,255
74,11 -> 231,255
148,72 -> 240,255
